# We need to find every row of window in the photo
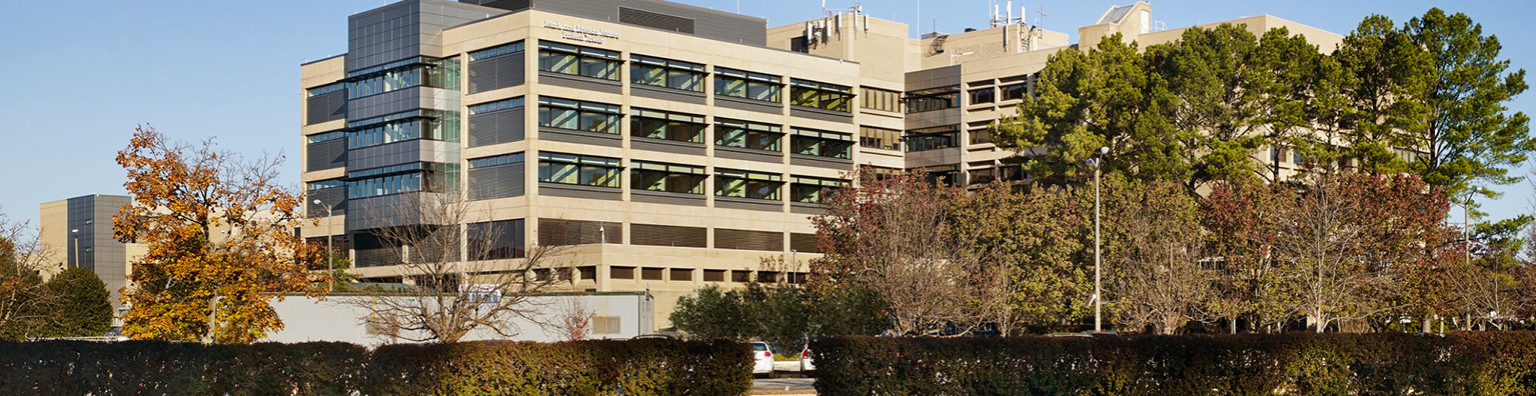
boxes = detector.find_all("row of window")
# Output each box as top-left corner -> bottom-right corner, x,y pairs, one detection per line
788,79 -> 854,112
967,83 -> 1028,104
631,55 -> 705,92
347,113 -> 459,150
534,42 -> 847,112
533,97 -> 851,158
345,57 -> 460,100
343,162 -> 454,199
531,151 -> 844,203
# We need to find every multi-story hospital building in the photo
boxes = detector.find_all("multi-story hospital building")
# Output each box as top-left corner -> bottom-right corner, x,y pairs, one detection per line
299,0 -> 1340,328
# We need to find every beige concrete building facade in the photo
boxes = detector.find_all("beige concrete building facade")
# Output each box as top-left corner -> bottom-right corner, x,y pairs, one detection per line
299,0 -> 1343,330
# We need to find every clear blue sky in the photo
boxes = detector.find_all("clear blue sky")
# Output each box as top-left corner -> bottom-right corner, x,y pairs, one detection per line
1,0 -> 1532,232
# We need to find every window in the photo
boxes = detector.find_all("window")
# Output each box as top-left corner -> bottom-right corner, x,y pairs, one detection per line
538,97 -> 621,134
538,152 -> 621,188
790,79 -> 853,112
630,55 -> 705,92
469,153 -> 524,169
307,130 -> 347,144
347,173 -> 422,199
1000,83 -> 1027,101
715,68 -> 781,102
905,125 -> 959,152
538,42 -> 621,80
346,57 -> 459,99
349,67 -> 422,99
469,97 -> 525,115
999,74 -> 1030,101
630,108 -> 705,143
970,128 -> 993,144
593,316 -> 621,334
347,111 -> 460,149
715,119 -> 782,152
971,167 -> 997,184
917,164 -> 960,186
905,86 -> 959,113
631,161 -> 707,194
469,41 -> 524,61
860,87 -> 901,112
306,83 -> 346,97
859,126 -> 900,151
790,176 -> 846,204
344,162 -> 454,197
969,87 -> 995,104
715,169 -> 782,200
307,179 -> 346,190
791,128 -> 853,159
467,219 -> 525,260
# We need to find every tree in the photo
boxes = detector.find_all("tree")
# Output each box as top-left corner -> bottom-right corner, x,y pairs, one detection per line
350,193 -> 571,343
670,284 -> 748,341
1106,179 -> 1212,335
1333,15 -> 1429,174
1203,180 -> 1292,333
1274,175 -> 1400,333
39,267 -> 112,338
1349,174 -> 1457,333
0,210 -> 58,340
744,285 -> 813,353
115,126 -> 322,343
1401,9 -> 1534,202
809,285 -> 889,337
1144,24 -> 1270,190
553,295 -> 593,341
991,35 -> 1186,186
811,170 -> 995,335
950,182 -> 1091,333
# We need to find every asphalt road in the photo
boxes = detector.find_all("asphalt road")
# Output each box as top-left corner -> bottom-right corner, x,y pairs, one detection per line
751,377 -> 816,394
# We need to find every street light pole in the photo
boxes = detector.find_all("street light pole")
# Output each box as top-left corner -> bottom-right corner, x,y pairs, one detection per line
70,229 -> 79,268
313,199 -> 335,293
1463,194 -> 1471,268
1091,146 -> 1107,333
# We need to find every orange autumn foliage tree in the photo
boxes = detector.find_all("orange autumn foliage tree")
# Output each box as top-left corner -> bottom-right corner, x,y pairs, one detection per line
114,126 -> 323,343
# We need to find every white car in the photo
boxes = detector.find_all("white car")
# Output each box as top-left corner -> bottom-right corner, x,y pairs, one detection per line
751,342 -> 775,376
800,348 -> 815,372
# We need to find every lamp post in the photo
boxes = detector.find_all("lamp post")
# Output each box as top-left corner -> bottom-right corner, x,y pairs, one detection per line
313,199 -> 335,293
70,229 -> 79,268
1088,146 -> 1108,333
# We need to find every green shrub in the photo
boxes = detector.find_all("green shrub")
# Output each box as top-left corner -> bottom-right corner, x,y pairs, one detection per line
363,339 -> 750,395
0,339 -> 750,395
811,332 -> 1536,395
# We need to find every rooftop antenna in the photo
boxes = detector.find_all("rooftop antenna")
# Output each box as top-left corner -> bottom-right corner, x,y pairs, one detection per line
1034,6 -> 1048,27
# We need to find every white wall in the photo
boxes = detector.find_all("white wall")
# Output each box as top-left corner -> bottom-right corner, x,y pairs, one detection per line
262,293 -> 653,345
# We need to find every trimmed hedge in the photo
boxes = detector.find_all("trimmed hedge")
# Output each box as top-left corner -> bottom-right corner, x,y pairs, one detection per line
364,339 -> 751,395
0,339 -> 750,395
810,332 -> 1536,395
